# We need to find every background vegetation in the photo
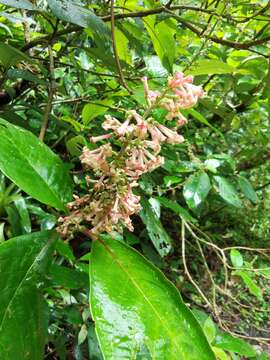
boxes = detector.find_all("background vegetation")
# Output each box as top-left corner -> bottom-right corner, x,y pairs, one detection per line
0,0 -> 270,359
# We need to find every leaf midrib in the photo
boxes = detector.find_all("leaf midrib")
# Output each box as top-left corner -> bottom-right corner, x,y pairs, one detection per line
95,239 -> 184,359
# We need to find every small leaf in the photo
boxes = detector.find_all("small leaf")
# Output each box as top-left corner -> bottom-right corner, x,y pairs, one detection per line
0,119 -> 73,211
230,249 -> 243,268
213,176 -> 242,208
82,100 -> 114,125
237,175 -> 258,204
140,197 -> 172,257
189,59 -> 235,75
90,237 -> 215,360
183,172 -> 211,209
78,324 -> 88,345
234,270 -> 263,301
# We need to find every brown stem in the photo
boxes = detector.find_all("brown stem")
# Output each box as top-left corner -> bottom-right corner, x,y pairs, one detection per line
110,0 -> 132,94
39,44 -> 55,141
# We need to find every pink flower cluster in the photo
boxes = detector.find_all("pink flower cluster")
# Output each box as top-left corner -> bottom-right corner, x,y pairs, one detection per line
58,72 -> 204,239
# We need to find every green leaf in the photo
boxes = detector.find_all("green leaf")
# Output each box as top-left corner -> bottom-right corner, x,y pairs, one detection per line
183,172 -> 211,209
82,100 -> 114,125
185,108 -> 223,138
47,0 -> 113,68
212,347 -> 230,360
0,119 -> 73,211
47,0 -> 108,31
78,324 -> 88,345
14,197 -> 31,233
230,249 -> 243,268
214,331 -> 256,357
0,0 -> 37,10
144,17 -> 175,72
7,69 -> 46,86
140,197 -> 172,257
203,317 -> 216,344
234,270 -> 263,301
90,237 -> 215,360
50,263 -> 88,289
0,42 -> 31,68
213,176 -> 242,208
156,196 -> 197,223
0,230 -> 57,360
237,175 -> 258,204
189,60 -> 236,76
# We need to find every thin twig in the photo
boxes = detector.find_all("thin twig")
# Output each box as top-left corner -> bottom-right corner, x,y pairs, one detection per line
39,44 -> 56,141
181,220 -> 212,308
110,0 -> 132,94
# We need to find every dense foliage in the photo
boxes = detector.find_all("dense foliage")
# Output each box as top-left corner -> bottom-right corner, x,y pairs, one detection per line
0,0 -> 270,359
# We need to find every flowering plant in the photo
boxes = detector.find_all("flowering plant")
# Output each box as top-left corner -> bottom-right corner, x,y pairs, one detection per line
58,72 -> 204,239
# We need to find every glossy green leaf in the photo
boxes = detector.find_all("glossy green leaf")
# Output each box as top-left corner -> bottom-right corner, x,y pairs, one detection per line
144,17 -> 175,72
214,331 -> 256,357
0,0 -> 37,10
237,175 -> 258,204
214,176 -> 242,208
140,197 -> 172,256
189,60 -> 235,76
14,197 -> 31,233
183,172 -> 211,209
90,237 -> 215,360
0,118 -> 73,211
230,249 -> 243,268
82,100 -> 114,125
0,230 -> 57,360
0,42 -> 31,68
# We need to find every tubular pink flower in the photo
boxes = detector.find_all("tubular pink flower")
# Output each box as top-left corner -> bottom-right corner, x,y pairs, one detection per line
80,144 -> 112,172
116,117 -> 134,136
102,115 -> 121,131
156,123 -> 185,144
90,133 -> 112,143
141,76 -> 160,104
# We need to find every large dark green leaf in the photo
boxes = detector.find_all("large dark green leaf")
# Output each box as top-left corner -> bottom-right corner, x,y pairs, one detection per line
90,237 -> 215,360
156,196 -> 197,223
214,176 -> 242,208
140,197 -> 172,256
0,42 -> 31,68
0,0 -> 37,10
0,119 -> 73,211
47,0 -> 114,69
0,230 -> 57,360
183,172 -> 211,209
237,175 -> 258,204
